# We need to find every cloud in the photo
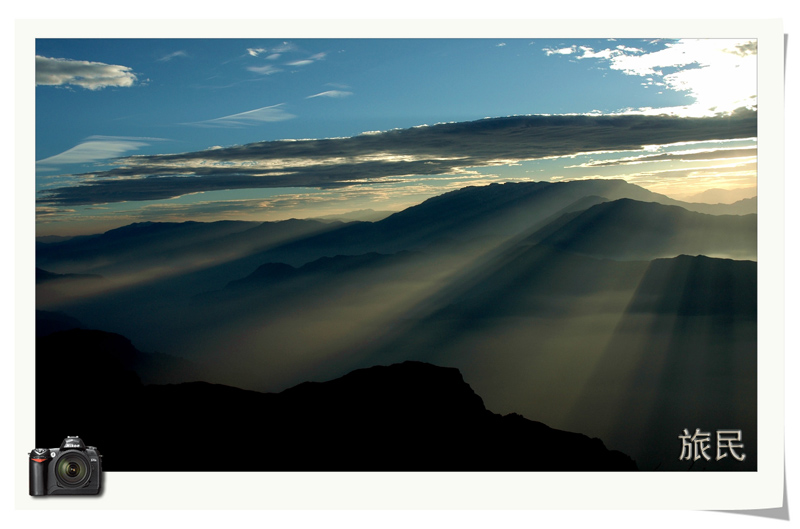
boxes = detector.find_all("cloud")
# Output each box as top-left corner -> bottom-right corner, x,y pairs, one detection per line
725,41 -> 757,57
157,51 -> 188,62
543,46 -> 576,56
190,104 -> 296,127
626,161 -> 757,180
574,147 -> 757,168
36,55 -> 138,90
247,42 -> 295,58
286,52 -> 326,67
615,45 -> 645,53
36,136 -> 166,168
129,182 -> 458,222
272,42 -> 297,53
306,90 -> 353,99
247,64 -> 282,75
37,111 -> 757,207
246,44 -> 324,77
247,48 -> 268,57
545,39 -> 757,116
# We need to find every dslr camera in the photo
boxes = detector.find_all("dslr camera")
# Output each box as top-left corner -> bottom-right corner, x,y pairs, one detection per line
29,436 -> 102,496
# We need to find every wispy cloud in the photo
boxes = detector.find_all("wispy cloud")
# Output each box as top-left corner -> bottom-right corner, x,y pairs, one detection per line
571,147 -> 757,168
247,64 -> 282,75
157,50 -> 188,62
306,90 -> 353,99
247,42 -> 296,58
246,44 -> 325,77
247,48 -> 268,57
272,42 -> 296,53
37,111 -> 756,207
36,55 -> 137,90
623,161 -> 757,180
36,136 -> 165,169
189,104 -> 296,127
286,52 -> 326,67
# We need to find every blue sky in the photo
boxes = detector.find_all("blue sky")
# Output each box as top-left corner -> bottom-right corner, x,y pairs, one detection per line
35,38 -> 758,235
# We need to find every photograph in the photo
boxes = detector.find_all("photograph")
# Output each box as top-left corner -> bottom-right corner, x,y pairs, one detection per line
33,35 -> 760,474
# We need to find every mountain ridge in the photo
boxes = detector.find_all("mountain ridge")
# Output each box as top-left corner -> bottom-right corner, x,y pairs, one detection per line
36,328 -> 637,472
534,197 -> 756,261
37,179 -> 756,275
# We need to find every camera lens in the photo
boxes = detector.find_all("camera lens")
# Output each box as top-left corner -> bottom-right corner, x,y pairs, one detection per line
55,453 -> 90,487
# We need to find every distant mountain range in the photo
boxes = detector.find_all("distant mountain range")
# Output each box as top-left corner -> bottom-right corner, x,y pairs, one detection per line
36,267 -> 103,284
35,179 -> 757,472
37,179 -> 756,275
312,208 -> 396,223
224,251 -> 421,291
533,198 -> 755,260
681,186 -> 757,204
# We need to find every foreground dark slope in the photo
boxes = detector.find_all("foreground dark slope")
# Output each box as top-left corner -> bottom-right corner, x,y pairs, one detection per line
322,249 -> 757,471
36,329 -> 636,472
566,254 -> 757,470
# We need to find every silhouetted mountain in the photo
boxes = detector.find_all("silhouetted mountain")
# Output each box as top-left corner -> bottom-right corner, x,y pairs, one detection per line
682,187 -> 756,204
680,196 -> 757,215
35,180 -> 755,282
225,251 -> 418,290
227,262 -> 297,287
563,253 -> 757,471
36,329 -> 636,472
535,198 -> 756,260
36,267 -> 110,309
223,180 -> 754,267
251,181 -> 608,259
329,250 -> 757,471
36,234 -> 78,244
36,267 -> 103,284
36,267 -> 107,307
33,180 -> 757,472
35,218 -> 332,276
627,254 -> 756,316
36,328 -> 201,386
312,209 -> 396,222
36,310 -> 85,337
519,195 -> 610,245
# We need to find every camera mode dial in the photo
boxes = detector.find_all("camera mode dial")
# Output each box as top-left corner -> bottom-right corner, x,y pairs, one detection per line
30,448 -> 51,463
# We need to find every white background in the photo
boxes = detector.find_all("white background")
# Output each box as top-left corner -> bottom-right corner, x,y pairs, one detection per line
4,2 -> 797,527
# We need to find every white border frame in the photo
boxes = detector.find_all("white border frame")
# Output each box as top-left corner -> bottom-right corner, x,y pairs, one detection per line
14,18 -> 785,510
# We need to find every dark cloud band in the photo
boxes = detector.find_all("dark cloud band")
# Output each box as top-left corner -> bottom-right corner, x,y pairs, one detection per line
38,110 -> 757,207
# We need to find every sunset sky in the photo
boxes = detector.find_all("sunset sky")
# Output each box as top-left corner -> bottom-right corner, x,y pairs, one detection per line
35,38 -> 758,236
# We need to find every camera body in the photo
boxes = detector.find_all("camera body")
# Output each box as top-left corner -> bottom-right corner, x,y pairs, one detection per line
29,436 -> 102,496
